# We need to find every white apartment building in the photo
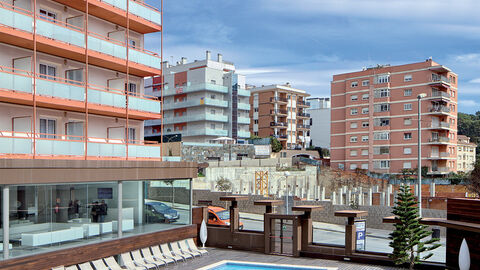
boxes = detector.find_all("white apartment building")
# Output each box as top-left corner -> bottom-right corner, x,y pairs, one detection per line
457,135 -> 477,173
145,51 -> 251,143
307,97 -> 331,149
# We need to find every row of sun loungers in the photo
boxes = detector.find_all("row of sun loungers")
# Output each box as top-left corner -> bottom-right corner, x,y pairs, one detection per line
52,238 -> 208,270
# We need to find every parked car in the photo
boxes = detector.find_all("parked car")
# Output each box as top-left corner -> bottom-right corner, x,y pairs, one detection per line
207,206 -> 244,229
145,201 -> 180,223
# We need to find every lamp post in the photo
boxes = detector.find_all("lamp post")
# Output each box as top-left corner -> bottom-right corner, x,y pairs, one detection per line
284,171 -> 291,214
417,93 -> 427,217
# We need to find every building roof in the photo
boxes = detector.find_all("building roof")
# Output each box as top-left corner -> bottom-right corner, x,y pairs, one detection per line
249,84 -> 309,96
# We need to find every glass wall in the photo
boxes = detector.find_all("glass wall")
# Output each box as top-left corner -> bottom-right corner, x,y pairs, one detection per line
0,179 -> 191,259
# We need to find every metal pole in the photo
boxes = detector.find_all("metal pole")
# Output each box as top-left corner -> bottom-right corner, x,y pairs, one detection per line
417,95 -> 422,217
118,181 -> 123,237
189,179 -> 193,224
3,186 -> 9,259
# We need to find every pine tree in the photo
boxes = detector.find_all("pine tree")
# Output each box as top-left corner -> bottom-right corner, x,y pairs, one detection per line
388,185 -> 441,270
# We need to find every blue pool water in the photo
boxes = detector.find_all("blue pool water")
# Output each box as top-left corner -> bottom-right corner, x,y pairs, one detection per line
208,262 -> 328,270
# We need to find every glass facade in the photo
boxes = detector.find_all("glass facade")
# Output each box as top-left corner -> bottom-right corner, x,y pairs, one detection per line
0,179 -> 191,259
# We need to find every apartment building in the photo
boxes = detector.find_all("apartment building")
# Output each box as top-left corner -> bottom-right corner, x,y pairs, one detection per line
250,84 -> 311,149
145,51 -> 251,143
457,135 -> 477,173
0,1 -> 197,267
307,97 -> 331,149
331,59 -> 458,175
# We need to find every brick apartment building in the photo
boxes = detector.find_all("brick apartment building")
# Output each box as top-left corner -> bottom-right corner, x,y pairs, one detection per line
249,84 -> 311,149
331,59 -> 458,175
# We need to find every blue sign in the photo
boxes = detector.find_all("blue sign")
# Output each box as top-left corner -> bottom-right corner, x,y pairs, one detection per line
355,220 -> 366,251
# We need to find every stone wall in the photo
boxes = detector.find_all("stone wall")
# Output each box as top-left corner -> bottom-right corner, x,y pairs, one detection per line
181,144 -> 255,163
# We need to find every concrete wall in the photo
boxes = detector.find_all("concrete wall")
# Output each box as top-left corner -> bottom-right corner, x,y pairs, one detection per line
308,107 -> 331,149
181,144 -> 255,162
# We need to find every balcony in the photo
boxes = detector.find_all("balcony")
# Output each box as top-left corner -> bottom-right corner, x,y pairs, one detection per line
0,4 -> 161,77
274,134 -> 288,140
237,88 -> 250,97
238,131 -> 251,138
429,106 -> 451,114
431,91 -> 451,100
163,83 -> 228,97
51,0 -> 162,34
270,97 -> 288,103
297,112 -> 311,118
430,121 -> 451,129
297,100 -> 310,107
0,131 -> 161,160
428,152 -> 451,159
237,117 -> 250,125
429,75 -> 450,87
428,167 -> 449,175
0,65 -> 161,120
163,98 -> 228,110
297,124 -> 310,129
238,103 -> 250,111
428,136 -> 450,143
163,114 -> 228,125
270,122 -> 287,128
165,128 -> 228,137
270,109 -> 288,115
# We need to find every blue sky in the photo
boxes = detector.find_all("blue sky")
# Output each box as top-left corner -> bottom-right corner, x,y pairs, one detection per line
145,0 -> 480,114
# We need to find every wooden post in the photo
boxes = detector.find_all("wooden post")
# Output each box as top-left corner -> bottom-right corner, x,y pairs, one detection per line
292,205 -> 323,250
220,196 -> 248,233
334,210 -> 368,256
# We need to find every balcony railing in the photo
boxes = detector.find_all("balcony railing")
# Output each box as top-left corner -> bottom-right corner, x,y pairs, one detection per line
429,167 -> 449,174
270,97 -> 288,103
163,114 -> 229,124
102,0 -> 128,10
429,152 -> 450,159
270,109 -> 288,115
129,0 -> 162,26
0,131 -> 161,159
238,131 -> 251,138
237,88 -> 250,97
238,103 -> 250,111
429,106 -> 451,113
430,75 -> 450,85
238,117 -> 250,125
431,91 -> 451,99
164,128 -> 228,137
298,112 -> 311,117
431,122 -> 451,129
163,83 -> 228,96
297,100 -> 310,107
429,137 -> 450,143
0,3 -> 161,70
270,122 -> 287,127
0,65 -> 161,114
163,98 -> 228,110
273,134 -> 288,139
297,124 -> 310,129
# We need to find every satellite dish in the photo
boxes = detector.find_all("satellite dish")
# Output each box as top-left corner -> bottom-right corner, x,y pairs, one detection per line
200,219 -> 208,248
459,238 -> 470,270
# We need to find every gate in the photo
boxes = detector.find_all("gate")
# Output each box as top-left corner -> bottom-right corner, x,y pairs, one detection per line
265,214 -> 301,256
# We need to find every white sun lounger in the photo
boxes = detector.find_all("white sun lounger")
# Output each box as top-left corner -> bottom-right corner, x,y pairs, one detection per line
187,238 -> 208,255
65,266 -> 79,270
178,239 -> 202,257
120,252 -> 149,270
151,245 -> 176,264
170,241 -> 193,259
104,256 -> 128,270
131,249 -> 160,269
141,247 -> 169,266
78,262 -> 94,270
91,259 -> 110,270
160,243 -> 186,262
51,267 -> 65,270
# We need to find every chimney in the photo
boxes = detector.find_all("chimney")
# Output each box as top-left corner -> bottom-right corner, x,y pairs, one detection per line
217,53 -> 223,63
206,50 -> 211,60
181,57 -> 187,64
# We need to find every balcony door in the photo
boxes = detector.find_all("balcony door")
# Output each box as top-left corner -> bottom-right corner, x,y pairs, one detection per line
12,116 -> 31,135
108,30 -> 125,43
66,69 -> 84,85
13,0 -> 31,12
40,118 -> 56,138
66,122 -> 84,140
13,56 -> 31,73
431,146 -> 439,158
108,78 -> 124,92
66,15 -> 84,30
431,117 -> 439,127
39,63 -> 57,80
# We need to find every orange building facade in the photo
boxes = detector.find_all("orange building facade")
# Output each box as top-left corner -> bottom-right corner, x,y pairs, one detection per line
331,59 -> 458,175
0,0 -> 163,160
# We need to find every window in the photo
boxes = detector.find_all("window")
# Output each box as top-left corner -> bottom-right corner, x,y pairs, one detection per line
404,147 -> 412,154
350,108 -> 358,115
404,75 -> 412,82
374,160 -> 390,169
362,80 -> 369,86
404,103 -> 412,111
351,95 -> 358,101
403,162 -> 412,169
66,69 -> 83,85
404,89 -> 412,96
211,94 -> 216,99
40,118 -> 56,138
338,164 -> 345,170
128,39 -> 137,48
361,149 -> 369,156
362,94 -> 369,100
350,122 -> 358,129
254,120 -> 258,124
39,9 -> 56,22
127,128 -> 136,143
125,83 -> 137,95
350,150 -> 358,156
254,132 -> 258,136
350,136 -> 358,142
350,164 -> 358,170
362,136 -> 369,142
210,124 -> 215,129
375,74 -> 390,84
362,121 -> 369,128
39,64 -> 56,80
374,146 -> 389,155
404,133 -> 412,140
254,108 -> 258,112
361,163 -> 368,169
404,118 -> 412,125
362,107 -> 369,114
374,118 -> 390,126
211,109 -> 216,114
351,81 -> 358,88
374,103 -> 390,112
374,132 -> 390,140
374,88 -> 390,98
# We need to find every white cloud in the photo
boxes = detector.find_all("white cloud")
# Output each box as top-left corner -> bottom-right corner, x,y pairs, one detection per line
236,68 -> 287,75
469,78 -> 480,83
459,100 -> 480,107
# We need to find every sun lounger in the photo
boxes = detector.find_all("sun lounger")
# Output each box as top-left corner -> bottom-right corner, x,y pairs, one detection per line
91,259 -> 110,270
78,262 -> 94,270
170,241 -> 193,259
151,245 -> 177,264
160,243 -> 186,262
104,256 -> 128,270
130,249 -> 160,269
120,253 -> 149,270
178,239 -> 202,257
187,238 -> 208,255
141,247 -> 169,266
65,266 -> 79,270
51,267 -> 65,270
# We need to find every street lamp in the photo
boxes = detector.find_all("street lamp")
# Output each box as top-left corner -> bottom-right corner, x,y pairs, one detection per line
417,93 -> 427,217
284,171 -> 291,214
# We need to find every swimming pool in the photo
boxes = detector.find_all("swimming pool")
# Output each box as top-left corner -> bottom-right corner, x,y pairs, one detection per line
198,261 -> 337,270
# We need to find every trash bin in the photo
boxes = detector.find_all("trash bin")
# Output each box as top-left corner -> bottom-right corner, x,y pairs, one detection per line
432,228 -> 441,239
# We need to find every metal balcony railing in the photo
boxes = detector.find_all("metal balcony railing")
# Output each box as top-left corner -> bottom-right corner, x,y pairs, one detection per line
270,122 -> 287,127
428,137 -> 450,143
271,109 -> 288,115
429,106 -> 451,113
270,97 -> 288,103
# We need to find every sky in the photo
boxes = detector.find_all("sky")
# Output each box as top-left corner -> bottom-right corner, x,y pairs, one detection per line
145,0 -> 480,114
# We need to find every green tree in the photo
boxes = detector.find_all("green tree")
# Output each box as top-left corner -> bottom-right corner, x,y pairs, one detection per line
270,136 -> 282,152
458,111 -> 480,161
465,161 -> 480,197
389,185 -> 441,269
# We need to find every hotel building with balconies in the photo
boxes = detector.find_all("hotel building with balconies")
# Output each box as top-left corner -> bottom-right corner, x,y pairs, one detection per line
457,135 -> 477,173
0,1 -> 199,267
145,51 -> 251,143
330,59 -> 458,175
249,84 -> 311,150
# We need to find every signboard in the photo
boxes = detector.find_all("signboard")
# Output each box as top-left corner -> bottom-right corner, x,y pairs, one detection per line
254,145 -> 271,156
355,219 -> 366,251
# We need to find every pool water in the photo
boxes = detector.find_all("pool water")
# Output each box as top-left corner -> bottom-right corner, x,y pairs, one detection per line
204,261 -> 333,270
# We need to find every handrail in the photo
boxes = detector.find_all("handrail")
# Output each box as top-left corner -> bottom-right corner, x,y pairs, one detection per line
131,0 -> 160,12
36,14 -> 84,33
0,0 -> 33,16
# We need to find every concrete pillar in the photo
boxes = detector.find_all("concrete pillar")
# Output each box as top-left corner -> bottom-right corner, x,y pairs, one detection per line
331,192 -> 337,205
367,188 -> 373,206
321,186 -> 326,201
118,181 -> 123,238
373,185 -> 379,193
3,185 -> 9,259
338,188 -> 344,205
386,185 -> 392,206
358,187 -> 363,205
346,189 -> 352,205
430,182 -> 436,197
380,192 -> 386,206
